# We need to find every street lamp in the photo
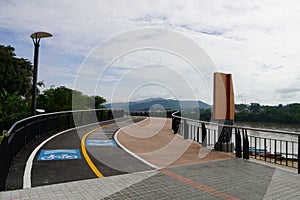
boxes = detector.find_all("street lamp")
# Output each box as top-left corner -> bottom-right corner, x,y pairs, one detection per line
30,31 -> 52,115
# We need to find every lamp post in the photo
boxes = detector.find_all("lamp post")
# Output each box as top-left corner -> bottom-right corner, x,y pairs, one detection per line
30,31 -> 52,115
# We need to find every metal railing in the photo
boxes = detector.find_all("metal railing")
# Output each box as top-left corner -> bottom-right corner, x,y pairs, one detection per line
129,110 -> 174,118
171,111 -> 300,173
0,109 -> 124,191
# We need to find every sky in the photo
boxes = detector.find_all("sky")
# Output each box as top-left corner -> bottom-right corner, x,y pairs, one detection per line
0,0 -> 300,105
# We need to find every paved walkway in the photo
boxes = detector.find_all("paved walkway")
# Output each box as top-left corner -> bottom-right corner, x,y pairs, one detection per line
116,118 -> 234,168
1,117 -> 300,199
1,159 -> 300,200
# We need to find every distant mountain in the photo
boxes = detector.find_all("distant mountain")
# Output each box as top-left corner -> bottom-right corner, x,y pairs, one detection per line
104,98 -> 211,111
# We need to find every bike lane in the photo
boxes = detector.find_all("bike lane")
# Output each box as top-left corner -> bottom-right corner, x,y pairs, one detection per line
26,118 -> 153,188
82,120 -> 154,178
30,125 -> 98,187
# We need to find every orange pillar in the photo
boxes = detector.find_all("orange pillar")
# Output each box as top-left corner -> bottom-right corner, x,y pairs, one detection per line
213,72 -> 234,121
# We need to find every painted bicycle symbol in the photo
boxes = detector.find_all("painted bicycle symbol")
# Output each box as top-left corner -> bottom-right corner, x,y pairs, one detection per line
37,149 -> 81,161
41,154 -> 79,160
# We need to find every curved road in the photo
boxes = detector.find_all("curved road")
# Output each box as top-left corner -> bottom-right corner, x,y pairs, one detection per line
5,117 -> 153,190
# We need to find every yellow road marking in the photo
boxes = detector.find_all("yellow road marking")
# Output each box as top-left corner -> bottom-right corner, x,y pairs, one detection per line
81,118 -> 136,178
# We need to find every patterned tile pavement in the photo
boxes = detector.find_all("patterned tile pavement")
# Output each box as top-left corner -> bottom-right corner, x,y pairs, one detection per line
2,159 -> 300,200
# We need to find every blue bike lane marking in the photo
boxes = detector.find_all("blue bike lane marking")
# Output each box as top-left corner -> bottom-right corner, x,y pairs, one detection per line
37,149 -> 82,161
86,139 -> 117,147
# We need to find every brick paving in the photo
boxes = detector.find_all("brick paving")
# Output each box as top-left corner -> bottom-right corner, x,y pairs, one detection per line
116,118 -> 235,168
104,159 -> 300,200
1,159 -> 300,199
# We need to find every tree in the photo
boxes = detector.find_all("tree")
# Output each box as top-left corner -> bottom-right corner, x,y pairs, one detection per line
249,103 -> 260,113
200,108 -> 211,121
0,89 -> 30,131
94,96 -> 106,109
0,45 -> 32,132
37,86 -> 107,112
0,45 -> 32,98
235,103 -> 300,125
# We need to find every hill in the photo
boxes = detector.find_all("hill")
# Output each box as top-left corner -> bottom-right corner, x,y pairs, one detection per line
104,98 -> 211,111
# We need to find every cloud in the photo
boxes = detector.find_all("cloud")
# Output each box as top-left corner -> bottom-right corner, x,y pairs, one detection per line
1,0 -> 300,105
256,62 -> 285,72
74,28 -> 216,104
277,87 -> 300,94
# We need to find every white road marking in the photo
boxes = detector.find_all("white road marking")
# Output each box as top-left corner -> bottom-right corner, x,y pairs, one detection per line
114,118 -> 159,170
23,122 -> 102,189
42,149 -> 78,154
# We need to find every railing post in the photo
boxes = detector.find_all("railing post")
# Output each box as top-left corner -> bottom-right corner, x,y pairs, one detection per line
242,129 -> 245,159
243,129 -> 249,160
197,126 -> 200,143
235,128 -> 242,158
286,141 -> 288,166
201,123 -> 207,147
194,125 -> 197,141
298,135 -> 300,174
245,130 -> 249,159
172,117 -> 176,133
171,116 -> 180,134
254,137 -> 257,159
208,129 -> 211,146
264,138 -> 267,161
274,140 -> 277,164
184,119 -> 189,139
177,118 -> 181,134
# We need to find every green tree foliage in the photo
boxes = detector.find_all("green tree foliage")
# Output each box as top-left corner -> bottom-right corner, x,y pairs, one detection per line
37,86 -> 107,112
235,103 -> 300,125
249,103 -> 261,113
181,108 -> 212,121
0,45 -> 32,98
0,89 -> 30,132
0,45 -> 32,132
200,109 -> 212,121
95,96 -> 106,109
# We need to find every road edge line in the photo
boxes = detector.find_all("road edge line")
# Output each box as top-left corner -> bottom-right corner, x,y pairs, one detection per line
23,121 -> 103,189
114,117 -> 159,170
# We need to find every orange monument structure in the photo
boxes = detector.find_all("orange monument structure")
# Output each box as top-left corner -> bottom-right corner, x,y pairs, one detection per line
213,72 -> 235,151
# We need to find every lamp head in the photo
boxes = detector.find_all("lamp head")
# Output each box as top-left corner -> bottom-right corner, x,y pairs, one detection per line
30,31 -> 53,39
